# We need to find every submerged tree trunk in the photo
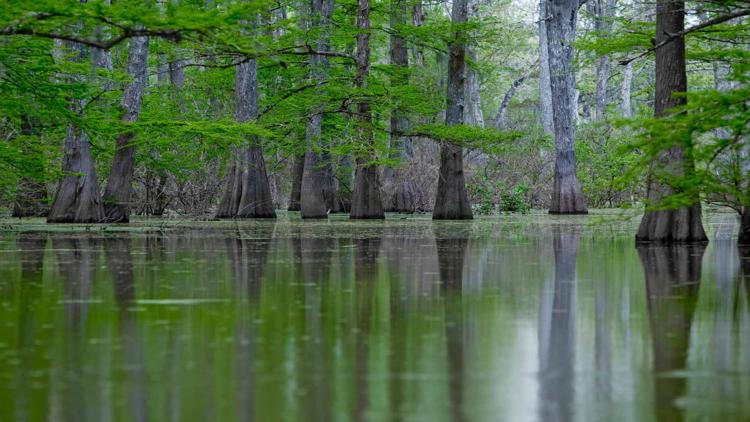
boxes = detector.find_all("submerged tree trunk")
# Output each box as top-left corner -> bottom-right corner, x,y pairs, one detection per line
288,154 -> 304,211
546,0 -> 588,214
433,0 -> 472,220
103,35 -> 149,223
350,0 -> 385,219
538,0 -> 554,135
635,0 -> 706,243
300,0 -> 334,218
48,39 -> 105,223
382,0 -> 417,213
215,55 -> 276,218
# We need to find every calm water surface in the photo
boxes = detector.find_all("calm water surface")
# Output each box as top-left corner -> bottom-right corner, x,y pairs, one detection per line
0,213 -> 749,421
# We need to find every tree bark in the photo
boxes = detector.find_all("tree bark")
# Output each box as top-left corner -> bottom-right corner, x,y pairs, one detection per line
48,38 -> 105,223
215,51 -> 276,218
464,0 -> 484,127
588,0 -> 617,120
546,0 -> 588,214
635,0 -> 706,243
620,62 -> 633,117
288,154 -> 304,211
382,0 -> 417,213
433,0 -> 473,220
300,0 -> 334,218
539,0 -> 554,135
103,35 -> 149,223
350,0 -> 385,219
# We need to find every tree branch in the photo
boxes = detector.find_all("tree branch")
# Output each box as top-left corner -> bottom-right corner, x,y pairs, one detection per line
619,8 -> 750,65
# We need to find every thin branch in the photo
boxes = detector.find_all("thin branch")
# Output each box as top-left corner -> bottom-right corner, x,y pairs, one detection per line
619,8 -> 750,65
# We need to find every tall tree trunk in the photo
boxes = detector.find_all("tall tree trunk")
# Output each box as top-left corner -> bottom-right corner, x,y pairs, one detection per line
103,35 -> 149,222
538,0 -> 554,135
588,0 -> 617,120
382,0 -> 417,213
546,0 -> 588,214
48,38 -> 105,223
464,0 -> 484,128
433,0 -> 473,220
635,0 -> 706,243
350,0 -> 385,219
300,0 -> 334,218
288,154 -> 304,211
216,41 -> 276,218
412,1 -> 426,66
620,62 -> 633,117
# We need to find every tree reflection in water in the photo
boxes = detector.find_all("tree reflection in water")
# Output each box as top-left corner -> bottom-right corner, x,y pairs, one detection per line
637,243 -> 705,422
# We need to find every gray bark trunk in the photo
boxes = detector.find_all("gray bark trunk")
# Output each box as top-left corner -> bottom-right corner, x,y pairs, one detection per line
215,52 -> 276,218
546,0 -> 588,214
48,38 -> 105,223
382,0 -> 417,213
588,0 -> 617,120
620,62 -> 633,117
464,0 -> 484,131
636,0 -> 706,243
594,55 -> 610,119
539,0 -> 554,135
300,0 -> 334,218
433,0 -> 473,220
350,0 -> 385,219
288,154 -> 304,211
103,35 -> 149,222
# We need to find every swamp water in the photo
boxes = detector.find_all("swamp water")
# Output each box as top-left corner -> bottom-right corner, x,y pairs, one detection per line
0,213 -> 749,421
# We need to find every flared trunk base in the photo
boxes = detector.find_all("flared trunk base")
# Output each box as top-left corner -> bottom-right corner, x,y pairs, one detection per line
636,204 -> 707,244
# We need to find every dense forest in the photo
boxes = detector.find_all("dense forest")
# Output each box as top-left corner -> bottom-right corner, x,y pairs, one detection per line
0,0 -> 748,242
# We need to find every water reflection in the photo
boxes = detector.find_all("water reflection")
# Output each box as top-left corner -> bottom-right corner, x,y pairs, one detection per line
436,232 -> 470,422
14,234 -> 47,422
538,225 -> 579,422
2,218 -> 750,421
637,244 -> 705,422
227,223 -> 276,422
104,236 -> 148,422
51,235 -> 100,422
